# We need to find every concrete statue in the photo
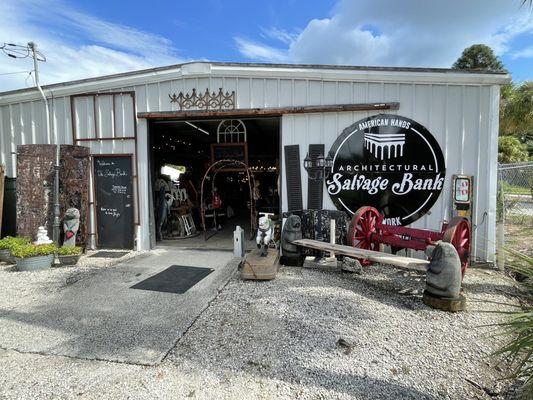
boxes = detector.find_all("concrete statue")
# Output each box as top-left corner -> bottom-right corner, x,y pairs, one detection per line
423,241 -> 466,312
62,208 -> 80,247
256,213 -> 274,257
280,214 -> 303,266
34,226 -> 52,245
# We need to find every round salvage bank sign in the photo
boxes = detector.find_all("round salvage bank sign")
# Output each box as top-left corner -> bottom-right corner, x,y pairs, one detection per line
326,114 -> 445,226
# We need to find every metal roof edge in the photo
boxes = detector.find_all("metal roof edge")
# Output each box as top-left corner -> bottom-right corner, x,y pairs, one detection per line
0,61 -> 511,104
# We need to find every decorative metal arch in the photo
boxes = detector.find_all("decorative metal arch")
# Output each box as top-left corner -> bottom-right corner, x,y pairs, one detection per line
217,119 -> 247,143
200,159 -> 257,241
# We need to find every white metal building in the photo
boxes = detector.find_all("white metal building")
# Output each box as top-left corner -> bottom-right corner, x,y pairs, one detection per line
0,62 -> 509,262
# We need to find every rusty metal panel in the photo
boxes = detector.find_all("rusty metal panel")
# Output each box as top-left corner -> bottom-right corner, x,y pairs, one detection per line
60,145 -> 90,246
16,144 -> 89,245
16,145 -> 54,239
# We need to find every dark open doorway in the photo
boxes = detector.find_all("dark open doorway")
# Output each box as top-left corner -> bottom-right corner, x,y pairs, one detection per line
148,117 -> 281,249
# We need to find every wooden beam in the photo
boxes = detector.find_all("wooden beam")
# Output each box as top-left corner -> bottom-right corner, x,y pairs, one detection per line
293,239 -> 429,272
138,102 -> 399,120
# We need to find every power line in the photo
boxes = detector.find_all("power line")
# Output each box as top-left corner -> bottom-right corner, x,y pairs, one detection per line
0,42 -> 46,61
0,70 -> 33,76
25,71 -> 35,87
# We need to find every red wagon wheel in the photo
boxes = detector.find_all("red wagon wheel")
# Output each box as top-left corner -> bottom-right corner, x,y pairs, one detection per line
347,206 -> 381,266
442,217 -> 471,277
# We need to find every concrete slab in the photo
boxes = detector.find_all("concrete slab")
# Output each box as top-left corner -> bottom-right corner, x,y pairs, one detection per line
159,217 -> 257,251
0,248 -> 238,365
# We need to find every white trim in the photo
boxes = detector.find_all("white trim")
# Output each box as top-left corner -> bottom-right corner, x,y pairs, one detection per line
0,62 -> 511,106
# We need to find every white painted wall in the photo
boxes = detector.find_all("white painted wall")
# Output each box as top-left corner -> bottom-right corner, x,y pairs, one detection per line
0,63 -> 506,259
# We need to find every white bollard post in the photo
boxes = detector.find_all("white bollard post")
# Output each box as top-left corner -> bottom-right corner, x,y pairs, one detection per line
233,225 -> 245,258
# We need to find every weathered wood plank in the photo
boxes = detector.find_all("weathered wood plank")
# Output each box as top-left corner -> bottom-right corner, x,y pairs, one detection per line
137,102 -> 400,120
293,239 -> 429,272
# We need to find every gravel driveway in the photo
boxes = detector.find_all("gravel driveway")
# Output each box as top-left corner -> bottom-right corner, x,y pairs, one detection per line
0,259 -> 521,400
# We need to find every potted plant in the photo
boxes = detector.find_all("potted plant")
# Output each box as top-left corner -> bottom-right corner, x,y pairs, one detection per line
11,243 -> 57,271
57,246 -> 83,266
0,236 -> 31,264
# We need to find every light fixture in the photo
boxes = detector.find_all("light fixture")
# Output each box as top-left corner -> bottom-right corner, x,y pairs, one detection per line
185,121 -> 210,135
304,153 -> 333,181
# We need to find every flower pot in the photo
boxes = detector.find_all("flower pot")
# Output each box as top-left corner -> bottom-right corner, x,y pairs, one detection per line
15,254 -> 54,271
0,249 -> 15,264
57,254 -> 81,267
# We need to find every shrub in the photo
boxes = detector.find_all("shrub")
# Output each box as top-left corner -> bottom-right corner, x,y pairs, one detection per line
494,247 -> 533,397
57,246 -> 82,256
499,136 -> 529,164
10,243 -> 57,259
0,236 -> 31,251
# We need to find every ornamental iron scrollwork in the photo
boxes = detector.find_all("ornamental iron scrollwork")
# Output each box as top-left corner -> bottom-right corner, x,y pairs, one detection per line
169,88 -> 235,111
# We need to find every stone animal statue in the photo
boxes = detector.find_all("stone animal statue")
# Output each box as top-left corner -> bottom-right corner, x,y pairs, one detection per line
62,208 -> 80,247
256,213 -> 274,257
281,214 -> 303,266
425,241 -> 462,299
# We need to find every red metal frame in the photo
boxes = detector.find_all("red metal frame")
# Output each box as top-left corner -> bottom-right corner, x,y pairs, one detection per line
348,206 -> 471,276
372,222 -> 447,251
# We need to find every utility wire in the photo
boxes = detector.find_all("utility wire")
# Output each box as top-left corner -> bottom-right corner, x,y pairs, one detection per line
0,43 -> 46,61
25,71 -> 35,87
0,70 -> 32,76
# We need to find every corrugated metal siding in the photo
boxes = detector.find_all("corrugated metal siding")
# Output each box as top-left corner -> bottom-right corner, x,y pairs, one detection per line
0,72 -> 500,258
280,83 -> 498,262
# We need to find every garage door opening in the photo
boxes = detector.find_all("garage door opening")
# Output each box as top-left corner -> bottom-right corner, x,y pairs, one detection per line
148,117 -> 280,250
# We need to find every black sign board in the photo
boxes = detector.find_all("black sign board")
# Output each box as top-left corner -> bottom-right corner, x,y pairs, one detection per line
211,143 -> 248,164
94,156 -> 134,249
326,114 -> 445,226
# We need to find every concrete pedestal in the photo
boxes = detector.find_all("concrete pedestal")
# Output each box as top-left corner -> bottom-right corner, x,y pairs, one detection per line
422,290 -> 467,312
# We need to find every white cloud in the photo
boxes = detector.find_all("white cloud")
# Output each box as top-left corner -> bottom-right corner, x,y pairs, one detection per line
236,0 -> 533,68
0,0 -> 184,92
234,37 -> 289,63
289,17 -> 391,66
511,46 -> 533,59
260,27 -> 299,45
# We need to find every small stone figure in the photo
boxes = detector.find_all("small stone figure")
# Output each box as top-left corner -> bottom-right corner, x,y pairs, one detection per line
256,213 -> 274,257
280,215 -> 303,266
62,208 -> 80,247
425,242 -> 462,299
339,257 -> 362,274
34,226 -> 52,245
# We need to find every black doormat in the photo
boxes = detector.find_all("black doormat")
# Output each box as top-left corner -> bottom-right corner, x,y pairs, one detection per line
131,265 -> 214,294
89,251 -> 129,258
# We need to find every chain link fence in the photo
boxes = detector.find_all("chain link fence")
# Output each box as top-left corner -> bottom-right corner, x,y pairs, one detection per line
498,162 -> 533,226
497,162 -> 533,268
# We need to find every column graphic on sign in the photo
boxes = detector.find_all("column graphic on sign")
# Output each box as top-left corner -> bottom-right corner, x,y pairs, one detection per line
364,132 -> 405,160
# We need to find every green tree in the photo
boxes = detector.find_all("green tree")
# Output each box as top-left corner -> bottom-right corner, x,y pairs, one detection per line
500,82 -> 533,137
498,136 -> 529,164
452,44 -> 506,72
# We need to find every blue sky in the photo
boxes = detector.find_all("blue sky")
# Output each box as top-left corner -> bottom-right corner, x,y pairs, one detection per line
0,0 -> 531,91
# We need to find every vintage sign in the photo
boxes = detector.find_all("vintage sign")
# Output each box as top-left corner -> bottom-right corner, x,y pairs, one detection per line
326,114 -> 445,226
